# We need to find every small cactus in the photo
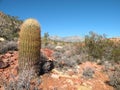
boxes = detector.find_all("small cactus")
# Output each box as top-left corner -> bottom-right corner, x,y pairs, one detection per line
18,18 -> 41,75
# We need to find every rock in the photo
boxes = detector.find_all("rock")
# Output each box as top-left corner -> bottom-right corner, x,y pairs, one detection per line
51,74 -> 59,79
55,46 -> 63,50
96,59 -> 102,65
65,79 -> 74,85
68,69 -> 74,76
0,55 -> 5,59
51,69 -> 63,74
2,59 -> 9,63
59,74 -> 71,78
0,37 -> 5,42
77,85 -> 92,90
72,75 -> 79,79
41,61 -> 54,74
0,61 -> 9,69
5,53 -> 12,58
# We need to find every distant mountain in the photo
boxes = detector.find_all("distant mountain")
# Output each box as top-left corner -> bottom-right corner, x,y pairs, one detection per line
49,35 -> 84,42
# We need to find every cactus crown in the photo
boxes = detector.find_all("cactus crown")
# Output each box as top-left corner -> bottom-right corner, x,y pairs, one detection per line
20,18 -> 40,30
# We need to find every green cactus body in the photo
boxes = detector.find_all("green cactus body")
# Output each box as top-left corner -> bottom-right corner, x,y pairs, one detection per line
19,18 -> 41,75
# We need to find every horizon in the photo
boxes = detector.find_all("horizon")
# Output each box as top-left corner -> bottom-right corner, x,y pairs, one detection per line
0,0 -> 120,38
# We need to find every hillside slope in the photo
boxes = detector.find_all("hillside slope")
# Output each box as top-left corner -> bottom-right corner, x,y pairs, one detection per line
0,11 -> 22,40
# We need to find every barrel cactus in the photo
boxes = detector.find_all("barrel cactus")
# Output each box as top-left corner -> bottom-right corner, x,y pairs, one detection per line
18,18 -> 41,75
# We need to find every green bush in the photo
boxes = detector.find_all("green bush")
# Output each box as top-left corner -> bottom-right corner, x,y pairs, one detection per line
111,45 -> 120,63
85,32 -> 105,59
85,31 -> 115,61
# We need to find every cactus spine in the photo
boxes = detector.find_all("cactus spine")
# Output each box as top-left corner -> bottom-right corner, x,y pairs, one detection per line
19,18 -> 41,75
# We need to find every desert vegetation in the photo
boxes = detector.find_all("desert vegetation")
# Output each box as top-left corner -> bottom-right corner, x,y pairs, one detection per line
0,12 -> 120,90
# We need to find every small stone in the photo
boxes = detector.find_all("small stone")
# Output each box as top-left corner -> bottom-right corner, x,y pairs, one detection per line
51,74 -> 59,79
77,85 -> 92,90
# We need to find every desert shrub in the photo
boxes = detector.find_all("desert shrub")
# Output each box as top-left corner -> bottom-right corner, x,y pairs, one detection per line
53,43 -> 88,71
45,43 -> 56,50
62,56 -> 78,68
102,61 -> 114,72
72,42 -> 86,54
107,65 -> 120,90
0,41 -> 18,54
0,41 -> 7,54
111,45 -> 120,63
85,31 -> 116,62
82,67 -> 95,79
6,41 -> 18,51
53,51 -> 62,59
1,68 -> 41,90
43,32 -> 50,46
53,48 -> 72,70
85,32 -> 107,59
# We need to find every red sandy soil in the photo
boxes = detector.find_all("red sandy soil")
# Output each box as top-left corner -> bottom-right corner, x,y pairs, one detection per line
0,49 -> 114,90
